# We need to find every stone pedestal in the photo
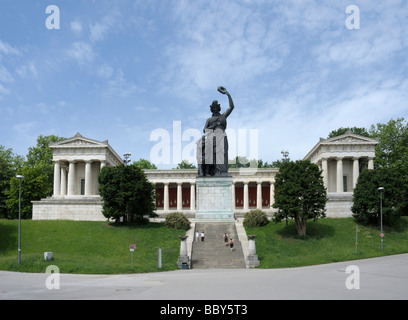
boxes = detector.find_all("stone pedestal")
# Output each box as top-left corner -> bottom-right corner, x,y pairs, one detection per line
247,235 -> 260,268
195,177 -> 234,220
177,236 -> 190,269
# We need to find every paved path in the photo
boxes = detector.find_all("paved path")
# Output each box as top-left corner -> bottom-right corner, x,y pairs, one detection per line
1,253 -> 408,300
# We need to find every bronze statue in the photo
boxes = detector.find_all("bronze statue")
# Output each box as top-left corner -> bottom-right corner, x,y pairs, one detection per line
197,86 -> 234,177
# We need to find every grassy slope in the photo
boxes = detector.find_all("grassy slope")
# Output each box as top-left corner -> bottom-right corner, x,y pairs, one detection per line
0,220 -> 186,274
1,217 -> 407,274
245,217 -> 408,268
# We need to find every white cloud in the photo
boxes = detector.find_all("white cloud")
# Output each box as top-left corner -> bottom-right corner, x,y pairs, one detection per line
70,20 -> 83,33
0,65 -> 13,82
162,1 -> 290,98
66,42 -> 95,65
0,40 -> 21,56
15,62 -> 38,79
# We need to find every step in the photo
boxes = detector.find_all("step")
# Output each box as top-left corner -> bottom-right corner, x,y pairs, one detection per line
191,222 -> 246,269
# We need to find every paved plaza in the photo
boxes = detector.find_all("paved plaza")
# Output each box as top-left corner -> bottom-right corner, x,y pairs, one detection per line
1,253 -> 407,300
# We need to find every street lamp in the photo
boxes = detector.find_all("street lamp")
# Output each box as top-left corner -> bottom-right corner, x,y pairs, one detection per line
16,175 -> 24,265
378,187 -> 384,251
123,152 -> 131,165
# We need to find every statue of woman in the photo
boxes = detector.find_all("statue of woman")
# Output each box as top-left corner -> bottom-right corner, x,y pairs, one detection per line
197,86 -> 234,177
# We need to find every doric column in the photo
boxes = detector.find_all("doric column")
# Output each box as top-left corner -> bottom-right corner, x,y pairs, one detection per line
368,157 -> 374,170
190,183 -> 195,211
243,182 -> 249,211
85,160 -> 92,196
270,181 -> 275,207
336,157 -> 343,193
321,158 -> 328,189
231,182 -> 236,210
68,161 -> 76,196
353,157 -> 360,189
53,161 -> 61,196
177,182 -> 182,211
60,165 -> 67,196
100,161 -> 106,170
163,183 -> 169,211
257,182 -> 262,209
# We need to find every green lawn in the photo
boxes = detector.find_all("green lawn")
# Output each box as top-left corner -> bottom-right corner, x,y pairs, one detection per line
1,217 -> 408,274
245,217 -> 408,268
0,220 -> 186,274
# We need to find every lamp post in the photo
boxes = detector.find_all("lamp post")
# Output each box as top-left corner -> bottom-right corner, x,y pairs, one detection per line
123,152 -> 131,165
16,175 -> 24,265
378,187 -> 384,251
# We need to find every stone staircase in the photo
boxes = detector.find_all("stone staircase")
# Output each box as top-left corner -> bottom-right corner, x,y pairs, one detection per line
192,222 -> 246,269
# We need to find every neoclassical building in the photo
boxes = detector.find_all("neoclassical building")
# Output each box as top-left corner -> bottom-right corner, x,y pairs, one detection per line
32,131 -> 378,221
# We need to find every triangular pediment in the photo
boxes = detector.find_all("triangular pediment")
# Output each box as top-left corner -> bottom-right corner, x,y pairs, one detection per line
50,132 -> 107,148
324,131 -> 379,144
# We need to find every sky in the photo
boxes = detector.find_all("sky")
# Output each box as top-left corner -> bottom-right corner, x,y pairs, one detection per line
0,0 -> 407,169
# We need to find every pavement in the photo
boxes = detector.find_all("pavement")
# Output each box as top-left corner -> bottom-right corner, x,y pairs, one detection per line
1,253 -> 408,300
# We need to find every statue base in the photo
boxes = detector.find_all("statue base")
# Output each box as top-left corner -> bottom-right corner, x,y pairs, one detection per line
195,177 -> 234,221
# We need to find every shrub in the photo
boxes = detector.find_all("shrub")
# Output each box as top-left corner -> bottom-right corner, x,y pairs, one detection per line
243,209 -> 269,227
164,212 -> 191,230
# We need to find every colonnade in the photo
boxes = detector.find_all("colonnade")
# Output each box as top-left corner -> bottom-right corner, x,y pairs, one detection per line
154,180 -> 275,212
53,160 -> 106,197
320,156 -> 374,193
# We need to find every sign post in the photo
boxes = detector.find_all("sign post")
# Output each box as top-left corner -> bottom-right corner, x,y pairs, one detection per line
129,244 -> 136,269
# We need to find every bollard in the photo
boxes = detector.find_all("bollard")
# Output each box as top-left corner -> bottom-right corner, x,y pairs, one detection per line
44,252 -> 53,261
158,248 -> 162,269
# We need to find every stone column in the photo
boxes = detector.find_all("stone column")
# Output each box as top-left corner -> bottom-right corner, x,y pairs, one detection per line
85,160 -> 92,196
163,183 -> 169,211
257,182 -> 262,209
243,182 -> 249,211
53,161 -> 61,197
321,158 -> 328,189
60,166 -> 67,196
353,157 -> 360,189
190,183 -> 195,211
231,182 -> 236,210
368,157 -> 374,170
100,161 -> 106,170
336,157 -> 344,193
68,161 -> 76,196
270,181 -> 275,207
177,182 -> 182,211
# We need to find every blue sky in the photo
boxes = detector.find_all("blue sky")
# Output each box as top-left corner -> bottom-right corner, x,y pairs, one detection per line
1,0 -> 407,168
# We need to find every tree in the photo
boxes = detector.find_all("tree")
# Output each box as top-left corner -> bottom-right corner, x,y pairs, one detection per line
352,167 -> 408,226
369,118 -> 408,173
133,158 -> 157,169
327,127 -> 370,138
0,146 -> 24,218
98,164 -> 157,223
6,166 -> 51,219
229,156 -> 258,168
25,135 -> 65,197
174,160 -> 196,169
273,160 -> 327,236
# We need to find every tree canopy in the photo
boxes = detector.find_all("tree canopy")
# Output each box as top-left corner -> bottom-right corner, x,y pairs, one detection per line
98,164 -> 157,223
273,160 -> 327,236
352,167 -> 408,226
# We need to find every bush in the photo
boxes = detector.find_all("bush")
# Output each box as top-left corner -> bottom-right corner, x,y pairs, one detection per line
243,209 -> 269,227
164,212 -> 191,230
